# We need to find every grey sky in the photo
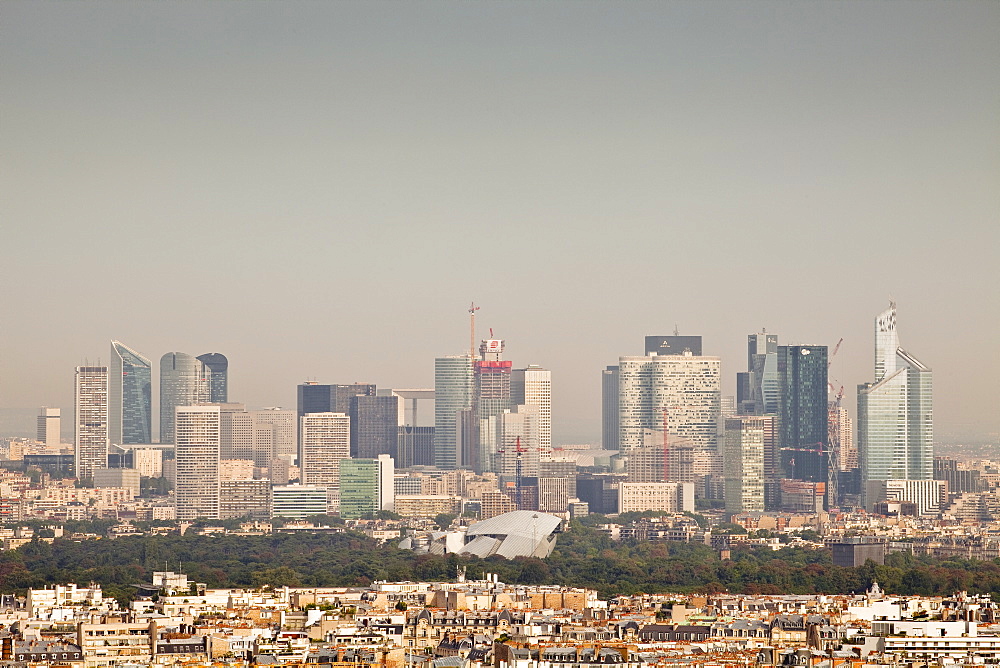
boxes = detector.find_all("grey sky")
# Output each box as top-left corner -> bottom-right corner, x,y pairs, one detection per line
2,1 -> 998,443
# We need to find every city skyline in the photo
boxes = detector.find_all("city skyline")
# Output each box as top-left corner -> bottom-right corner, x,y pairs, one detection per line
2,2 -> 997,445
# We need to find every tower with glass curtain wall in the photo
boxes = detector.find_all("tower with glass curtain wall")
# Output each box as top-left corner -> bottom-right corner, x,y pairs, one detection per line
433,355 -> 473,470
859,302 -> 933,507
109,340 -> 152,445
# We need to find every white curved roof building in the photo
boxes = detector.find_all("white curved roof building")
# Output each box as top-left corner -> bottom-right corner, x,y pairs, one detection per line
401,510 -> 564,559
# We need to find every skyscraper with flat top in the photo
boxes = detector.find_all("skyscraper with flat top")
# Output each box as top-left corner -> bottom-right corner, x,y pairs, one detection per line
109,340 -> 152,445
777,345 -> 829,488
434,355 -> 473,470
511,365 -> 551,453
174,405 -> 221,520
299,412 -> 350,511
75,366 -> 109,480
37,408 -> 61,447
859,302 -> 933,507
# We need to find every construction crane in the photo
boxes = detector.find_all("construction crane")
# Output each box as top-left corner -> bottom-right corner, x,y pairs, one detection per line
468,302 -> 480,364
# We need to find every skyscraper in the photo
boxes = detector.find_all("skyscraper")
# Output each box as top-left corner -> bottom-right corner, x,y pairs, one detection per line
296,382 -> 376,459
174,404 -> 221,520
109,340 -> 152,445
474,340 -> 512,474
777,345 -> 829,487
219,405 -> 296,469
37,407 -> 61,447
511,365 -> 551,452
196,353 -> 229,403
617,352 -> 721,452
338,454 -> 395,519
601,366 -> 620,450
724,416 -> 767,514
433,355 -> 473,470
737,332 -> 779,415
350,394 -> 399,459
160,353 -> 210,444
299,412 -> 350,511
859,302 -> 933,506
74,366 -> 109,481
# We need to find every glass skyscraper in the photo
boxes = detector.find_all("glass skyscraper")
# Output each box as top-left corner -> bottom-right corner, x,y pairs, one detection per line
160,352 -> 210,444
433,354 -> 473,470
777,344 -> 829,485
109,340 -> 152,445
196,353 -> 228,403
737,332 -> 779,415
859,302 -> 933,503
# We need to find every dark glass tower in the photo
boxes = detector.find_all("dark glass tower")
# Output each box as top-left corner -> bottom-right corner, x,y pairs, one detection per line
644,335 -> 703,356
109,340 -> 152,445
738,332 -> 779,415
197,353 -> 228,403
350,394 -> 399,459
778,345 -> 829,486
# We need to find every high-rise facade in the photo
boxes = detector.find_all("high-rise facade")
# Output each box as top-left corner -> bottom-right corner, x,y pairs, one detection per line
724,416 -> 766,514
160,353 -> 210,444
338,454 -> 395,519
617,352 -> 721,452
777,345 -> 829,487
74,366 -> 109,481
737,332 -> 779,415
511,365 -> 551,454
219,405 -> 296,469
859,302 -> 933,506
196,353 -> 228,403
296,382 -> 376,459
109,340 -> 152,445
433,355 -> 473,470
601,366 -> 620,450
350,395 -> 399,459
474,340 -> 512,474
299,412 -> 350,511
174,405 -> 221,520
37,407 -> 61,447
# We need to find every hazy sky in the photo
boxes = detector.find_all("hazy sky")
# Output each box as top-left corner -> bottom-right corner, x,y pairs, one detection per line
3,1 -> 998,444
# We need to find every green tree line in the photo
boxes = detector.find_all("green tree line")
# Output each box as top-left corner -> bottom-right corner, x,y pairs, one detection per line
2,522 -> 998,604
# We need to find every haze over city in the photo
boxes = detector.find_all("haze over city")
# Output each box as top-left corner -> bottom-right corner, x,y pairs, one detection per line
3,1 -> 998,445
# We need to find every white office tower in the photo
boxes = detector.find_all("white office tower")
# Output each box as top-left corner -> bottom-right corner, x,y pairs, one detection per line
434,355 -> 473,470
511,366 -> 552,453
618,352 -> 722,453
858,302 -> 933,509
37,408 -> 61,448
724,416 -> 766,514
74,366 -> 109,481
499,404 -> 541,479
376,454 -> 396,512
299,412 -> 350,512
174,405 -> 221,520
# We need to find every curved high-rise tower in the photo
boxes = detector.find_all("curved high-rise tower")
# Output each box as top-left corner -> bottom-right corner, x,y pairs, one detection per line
160,353 -> 208,444
109,340 -> 152,445
197,353 -> 228,403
